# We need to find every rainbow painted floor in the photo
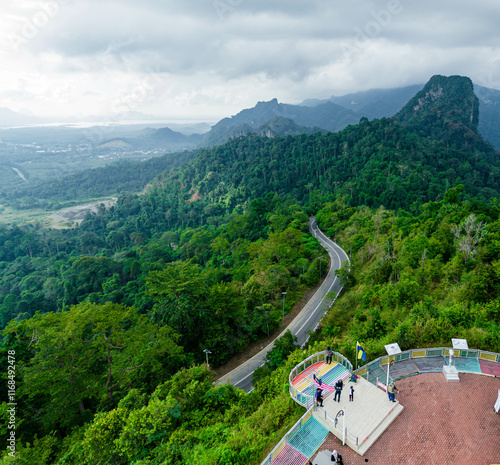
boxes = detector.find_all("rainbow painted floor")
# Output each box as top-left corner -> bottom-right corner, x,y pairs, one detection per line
291,360 -> 350,399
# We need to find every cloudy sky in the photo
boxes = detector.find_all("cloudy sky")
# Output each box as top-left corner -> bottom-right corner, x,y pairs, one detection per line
1,0 -> 499,121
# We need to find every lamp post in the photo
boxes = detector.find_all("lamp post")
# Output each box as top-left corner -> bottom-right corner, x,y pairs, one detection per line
282,291 -> 287,325
265,308 -> 269,337
203,349 -> 212,367
384,342 -> 401,389
334,409 -> 346,445
386,360 -> 394,389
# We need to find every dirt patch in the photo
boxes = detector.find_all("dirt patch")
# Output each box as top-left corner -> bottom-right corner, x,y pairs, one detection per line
50,198 -> 117,228
189,189 -> 201,202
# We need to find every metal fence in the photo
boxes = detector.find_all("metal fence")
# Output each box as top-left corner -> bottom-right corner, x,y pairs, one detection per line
354,347 -> 500,385
321,408 -> 359,450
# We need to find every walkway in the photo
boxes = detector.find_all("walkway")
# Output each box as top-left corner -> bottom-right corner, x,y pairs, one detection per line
270,417 -> 329,465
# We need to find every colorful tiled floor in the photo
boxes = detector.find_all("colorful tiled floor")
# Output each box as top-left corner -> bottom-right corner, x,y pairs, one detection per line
292,361 -> 350,398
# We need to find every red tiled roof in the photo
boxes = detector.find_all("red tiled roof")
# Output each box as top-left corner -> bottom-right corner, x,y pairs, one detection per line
311,373 -> 500,465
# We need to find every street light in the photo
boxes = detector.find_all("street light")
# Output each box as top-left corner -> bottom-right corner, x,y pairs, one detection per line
384,343 -> 401,389
265,308 -> 270,337
282,291 -> 287,325
203,349 -> 212,367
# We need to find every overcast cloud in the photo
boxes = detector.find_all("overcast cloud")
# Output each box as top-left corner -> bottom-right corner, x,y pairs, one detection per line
0,0 -> 499,120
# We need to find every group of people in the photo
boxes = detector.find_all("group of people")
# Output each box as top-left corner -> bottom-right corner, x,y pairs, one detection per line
309,347 -> 399,465
315,378 -> 355,406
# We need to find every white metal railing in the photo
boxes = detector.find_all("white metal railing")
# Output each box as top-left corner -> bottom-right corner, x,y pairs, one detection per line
322,409 -> 359,449
354,347 -> 500,384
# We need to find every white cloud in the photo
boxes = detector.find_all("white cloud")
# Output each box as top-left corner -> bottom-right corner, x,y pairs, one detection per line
0,0 -> 499,119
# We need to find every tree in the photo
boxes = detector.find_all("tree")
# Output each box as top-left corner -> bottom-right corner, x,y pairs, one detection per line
263,329 -> 298,370
146,262 -> 209,352
3,302 -> 186,436
335,260 -> 355,288
452,213 -> 486,263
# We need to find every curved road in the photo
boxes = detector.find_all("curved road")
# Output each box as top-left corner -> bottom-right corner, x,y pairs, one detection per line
216,217 -> 350,392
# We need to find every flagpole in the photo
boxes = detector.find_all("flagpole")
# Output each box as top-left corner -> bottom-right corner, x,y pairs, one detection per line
355,354 -> 357,371
355,341 -> 358,371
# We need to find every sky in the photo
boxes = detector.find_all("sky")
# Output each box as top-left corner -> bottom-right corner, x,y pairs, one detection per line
0,0 -> 499,122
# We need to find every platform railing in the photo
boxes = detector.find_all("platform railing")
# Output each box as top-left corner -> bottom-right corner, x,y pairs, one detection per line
322,409 -> 359,449
354,347 -> 500,384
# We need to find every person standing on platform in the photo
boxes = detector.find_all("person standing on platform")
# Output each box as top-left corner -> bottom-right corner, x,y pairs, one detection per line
349,385 -> 354,401
326,346 -> 333,364
334,380 -> 342,402
388,381 -> 397,402
331,450 -> 343,464
315,387 -> 324,407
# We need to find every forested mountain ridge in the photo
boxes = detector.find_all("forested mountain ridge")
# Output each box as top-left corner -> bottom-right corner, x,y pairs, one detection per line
303,80 -> 500,150
106,76 -> 499,238
5,75 -> 500,211
201,98 -> 356,147
203,76 -> 500,149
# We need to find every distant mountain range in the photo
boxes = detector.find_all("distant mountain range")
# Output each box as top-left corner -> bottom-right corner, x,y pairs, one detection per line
195,81 -> 500,150
2,78 -> 500,151
0,107 -> 48,126
8,75 -> 500,211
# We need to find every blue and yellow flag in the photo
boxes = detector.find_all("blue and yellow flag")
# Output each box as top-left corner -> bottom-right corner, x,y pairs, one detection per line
356,341 -> 366,362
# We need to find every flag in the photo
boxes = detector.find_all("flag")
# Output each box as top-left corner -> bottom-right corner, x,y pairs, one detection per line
313,374 -> 335,392
356,341 -> 366,362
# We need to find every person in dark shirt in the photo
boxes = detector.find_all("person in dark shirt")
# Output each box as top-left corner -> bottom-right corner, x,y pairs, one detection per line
315,387 -> 324,407
334,380 -> 342,402
326,346 -> 333,364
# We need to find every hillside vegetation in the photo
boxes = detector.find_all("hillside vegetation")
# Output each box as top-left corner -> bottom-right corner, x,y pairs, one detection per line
1,75 -> 500,464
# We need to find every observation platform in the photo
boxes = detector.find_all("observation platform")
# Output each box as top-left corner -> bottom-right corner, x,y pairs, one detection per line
313,376 -> 403,456
289,353 -> 403,456
264,348 -> 500,465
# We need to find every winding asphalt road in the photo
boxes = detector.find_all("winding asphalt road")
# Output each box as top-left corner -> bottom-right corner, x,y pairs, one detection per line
216,217 -> 350,393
